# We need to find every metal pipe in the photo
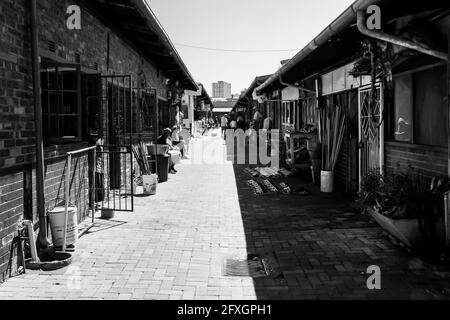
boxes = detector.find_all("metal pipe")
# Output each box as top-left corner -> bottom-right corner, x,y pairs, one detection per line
445,192 -> 450,249
356,10 -> 448,61
23,220 -> 39,262
62,153 -> 71,252
92,147 -> 96,226
66,146 -> 96,156
256,0 -> 380,94
79,147 -> 96,238
30,0 -> 49,248
278,76 -> 316,94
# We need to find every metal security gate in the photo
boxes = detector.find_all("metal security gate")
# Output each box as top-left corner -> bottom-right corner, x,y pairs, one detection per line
358,83 -> 384,188
97,75 -> 134,212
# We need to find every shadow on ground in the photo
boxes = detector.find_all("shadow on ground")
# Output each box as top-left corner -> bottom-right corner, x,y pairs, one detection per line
227,141 -> 450,300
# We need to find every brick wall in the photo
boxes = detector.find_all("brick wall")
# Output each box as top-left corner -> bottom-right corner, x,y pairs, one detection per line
37,0 -> 167,97
0,0 -> 35,169
0,0 -> 172,282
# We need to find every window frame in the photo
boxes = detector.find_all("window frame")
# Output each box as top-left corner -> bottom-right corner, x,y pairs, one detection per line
391,63 -> 447,148
41,61 -> 82,144
282,100 -> 297,127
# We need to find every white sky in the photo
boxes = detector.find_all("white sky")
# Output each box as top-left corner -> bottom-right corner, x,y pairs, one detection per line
147,0 -> 355,96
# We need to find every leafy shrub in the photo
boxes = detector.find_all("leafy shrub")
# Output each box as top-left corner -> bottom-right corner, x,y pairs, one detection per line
356,167 -> 438,219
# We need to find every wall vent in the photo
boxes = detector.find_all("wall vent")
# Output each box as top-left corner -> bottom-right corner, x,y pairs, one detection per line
48,40 -> 56,52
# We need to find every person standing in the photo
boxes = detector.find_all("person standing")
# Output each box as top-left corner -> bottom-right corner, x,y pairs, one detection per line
263,114 -> 273,156
253,107 -> 263,131
237,114 -> 245,131
171,125 -> 186,158
220,114 -> 228,138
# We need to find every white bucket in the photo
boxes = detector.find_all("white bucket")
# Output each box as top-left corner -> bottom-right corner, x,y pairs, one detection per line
320,170 -> 334,193
168,150 -> 181,164
142,174 -> 157,195
48,206 -> 78,247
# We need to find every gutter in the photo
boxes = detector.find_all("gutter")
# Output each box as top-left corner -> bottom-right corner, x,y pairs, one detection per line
130,0 -> 198,90
30,0 -> 49,248
256,0 -> 380,95
278,76 -> 316,94
356,10 -> 448,61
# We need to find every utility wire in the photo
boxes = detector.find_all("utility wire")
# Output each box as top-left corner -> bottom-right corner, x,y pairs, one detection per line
174,42 -> 300,53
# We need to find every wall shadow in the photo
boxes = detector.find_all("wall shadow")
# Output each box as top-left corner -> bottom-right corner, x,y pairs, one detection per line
225,140 -> 424,300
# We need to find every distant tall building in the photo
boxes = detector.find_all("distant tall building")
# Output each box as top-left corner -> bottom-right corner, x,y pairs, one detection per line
212,81 -> 231,99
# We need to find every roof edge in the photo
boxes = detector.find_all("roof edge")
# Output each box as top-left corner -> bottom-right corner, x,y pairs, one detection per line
256,0 -> 380,95
131,0 -> 198,91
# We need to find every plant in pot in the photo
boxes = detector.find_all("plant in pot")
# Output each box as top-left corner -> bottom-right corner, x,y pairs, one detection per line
357,168 -> 445,250
355,169 -> 387,214
318,105 -> 346,192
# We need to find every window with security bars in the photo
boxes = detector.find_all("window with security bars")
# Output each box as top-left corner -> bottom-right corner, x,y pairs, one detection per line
282,101 -> 297,126
140,89 -> 157,133
41,63 -> 81,143
301,96 -> 318,126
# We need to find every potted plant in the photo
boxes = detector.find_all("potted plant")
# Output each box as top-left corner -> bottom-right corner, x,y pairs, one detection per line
357,169 -> 445,250
318,105 -> 346,192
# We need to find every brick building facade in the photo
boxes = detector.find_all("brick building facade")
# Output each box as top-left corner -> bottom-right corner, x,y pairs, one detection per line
0,0 -> 197,282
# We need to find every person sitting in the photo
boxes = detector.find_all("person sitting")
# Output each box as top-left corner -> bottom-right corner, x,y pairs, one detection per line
171,125 -> 186,158
157,128 -> 178,174
230,117 -> 237,131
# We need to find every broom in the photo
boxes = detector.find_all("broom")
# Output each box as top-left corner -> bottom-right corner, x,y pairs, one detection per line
320,105 -> 346,172
132,140 -> 152,176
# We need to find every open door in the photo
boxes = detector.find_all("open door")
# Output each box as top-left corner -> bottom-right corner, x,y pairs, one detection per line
96,75 -> 134,212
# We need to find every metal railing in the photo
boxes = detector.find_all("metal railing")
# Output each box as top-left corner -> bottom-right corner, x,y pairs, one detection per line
63,146 -> 96,251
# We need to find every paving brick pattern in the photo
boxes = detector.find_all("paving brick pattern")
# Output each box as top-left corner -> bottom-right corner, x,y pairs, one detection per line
0,129 -> 449,300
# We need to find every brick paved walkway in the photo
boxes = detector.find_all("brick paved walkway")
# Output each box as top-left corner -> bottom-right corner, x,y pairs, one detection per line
0,129 -> 450,299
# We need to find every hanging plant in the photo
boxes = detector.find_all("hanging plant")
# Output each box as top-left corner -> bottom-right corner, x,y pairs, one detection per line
349,39 -> 396,129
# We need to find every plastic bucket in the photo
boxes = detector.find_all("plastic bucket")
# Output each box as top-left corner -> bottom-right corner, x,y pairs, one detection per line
168,150 -> 181,164
48,206 -> 78,247
320,170 -> 334,193
142,174 -> 157,195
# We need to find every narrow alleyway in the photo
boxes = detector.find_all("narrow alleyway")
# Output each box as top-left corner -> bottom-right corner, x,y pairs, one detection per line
0,129 -> 449,300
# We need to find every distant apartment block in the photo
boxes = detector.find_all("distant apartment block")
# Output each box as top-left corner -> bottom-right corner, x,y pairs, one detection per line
212,81 -> 231,99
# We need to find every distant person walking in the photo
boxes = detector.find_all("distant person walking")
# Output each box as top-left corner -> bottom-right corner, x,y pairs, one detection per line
220,115 -> 228,138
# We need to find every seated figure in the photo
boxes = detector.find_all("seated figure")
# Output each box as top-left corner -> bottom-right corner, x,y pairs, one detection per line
157,128 -> 179,174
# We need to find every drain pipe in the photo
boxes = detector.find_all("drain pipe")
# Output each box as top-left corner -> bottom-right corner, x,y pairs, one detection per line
356,10 -> 448,61
278,76 -> 316,94
30,0 -> 49,248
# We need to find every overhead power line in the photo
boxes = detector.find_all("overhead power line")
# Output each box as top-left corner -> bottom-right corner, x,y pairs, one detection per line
174,43 -> 300,53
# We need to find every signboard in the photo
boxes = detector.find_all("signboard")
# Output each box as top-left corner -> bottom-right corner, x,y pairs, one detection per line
281,86 -> 299,100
